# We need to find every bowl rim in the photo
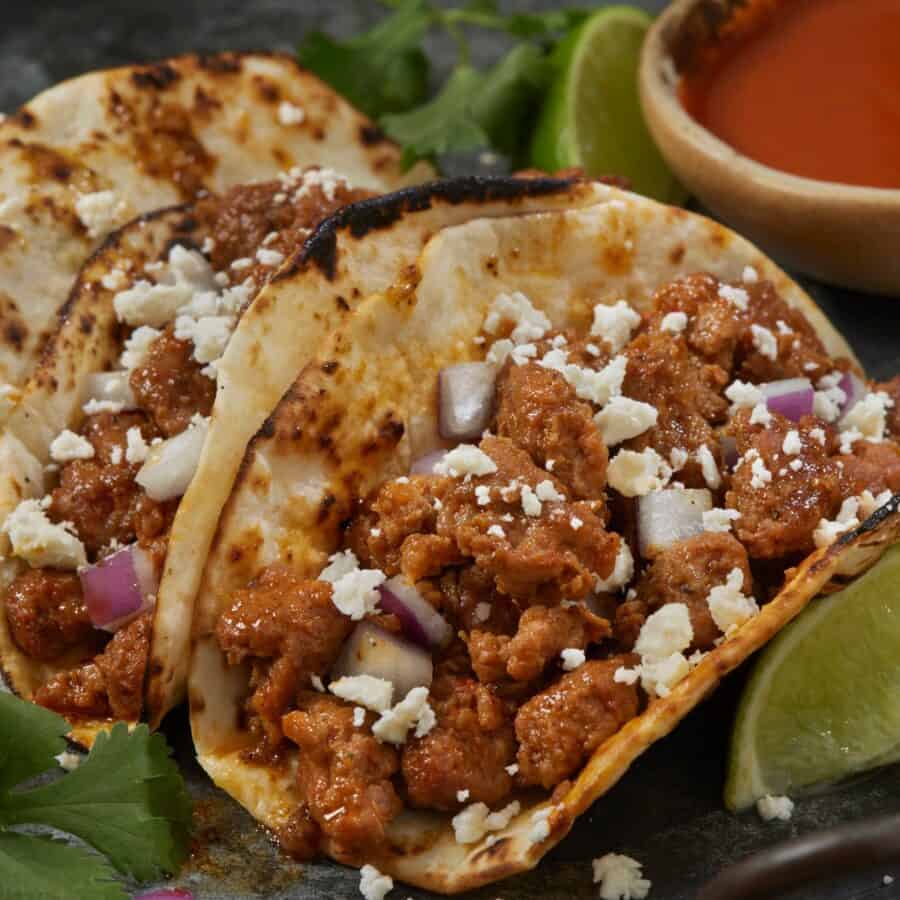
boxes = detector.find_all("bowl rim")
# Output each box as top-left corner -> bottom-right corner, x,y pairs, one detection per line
640,0 -> 900,206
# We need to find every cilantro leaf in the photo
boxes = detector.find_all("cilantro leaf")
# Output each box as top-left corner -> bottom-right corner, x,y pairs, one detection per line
470,44 -> 552,160
381,65 -> 489,168
0,691 -> 68,793
0,832 -> 125,900
298,0 -> 431,119
0,723 -> 192,882
502,9 -> 589,38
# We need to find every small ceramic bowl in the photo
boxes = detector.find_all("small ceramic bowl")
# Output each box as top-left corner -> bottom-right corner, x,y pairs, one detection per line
639,0 -> 900,296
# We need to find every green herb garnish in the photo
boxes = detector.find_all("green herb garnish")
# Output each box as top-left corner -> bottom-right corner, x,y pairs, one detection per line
0,692 -> 192,900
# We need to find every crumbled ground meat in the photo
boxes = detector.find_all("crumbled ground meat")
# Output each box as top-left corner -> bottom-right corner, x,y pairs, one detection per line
469,603 -> 611,683
613,598 -> 647,651
727,411 -> 844,558
5,569 -> 94,661
35,611 -> 151,721
515,657 -> 640,789
632,533 -> 753,650
283,693 -> 401,864
195,172 -> 374,276
276,806 -> 321,861
623,332 -> 728,488
437,566 -> 522,635
129,327 -> 215,437
840,439 -> 900,497
494,360 -> 609,499
876,376 -> 900,438
402,673 -> 517,811
437,436 -> 618,604
216,566 -> 352,747
49,412 -> 161,554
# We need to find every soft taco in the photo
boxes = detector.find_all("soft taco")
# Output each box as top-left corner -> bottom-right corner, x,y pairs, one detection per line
189,184 -> 900,893
0,164 -> 401,746
0,50 -> 419,396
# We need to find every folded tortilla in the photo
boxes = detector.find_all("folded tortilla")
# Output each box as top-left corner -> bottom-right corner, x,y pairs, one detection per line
189,185 -> 899,893
0,50 -> 418,394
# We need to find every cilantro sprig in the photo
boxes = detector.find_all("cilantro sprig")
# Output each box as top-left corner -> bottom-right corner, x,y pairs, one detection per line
297,0 -> 587,169
0,693 -> 192,900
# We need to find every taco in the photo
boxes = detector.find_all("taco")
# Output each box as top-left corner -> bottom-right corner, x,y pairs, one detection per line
189,183 -> 900,893
0,50 -> 418,395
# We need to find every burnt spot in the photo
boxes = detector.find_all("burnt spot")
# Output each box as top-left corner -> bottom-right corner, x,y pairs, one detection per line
318,434 -> 333,451
79,314 -> 94,335
4,319 -> 27,350
192,87 -> 222,116
335,296 -> 349,312
299,175 -> 581,279
10,109 -> 36,129
484,255 -> 499,275
131,63 -> 181,91
18,143 -> 83,186
229,546 -> 244,563
322,361 -> 339,375
197,53 -> 242,74
312,127 -> 326,142
317,492 -> 336,523
359,123 -> 386,146
669,244 -> 686,265
255,78 -> 280,103
259,416 -> 277,439
0,225 -> 16,253
380,414 -> 405,446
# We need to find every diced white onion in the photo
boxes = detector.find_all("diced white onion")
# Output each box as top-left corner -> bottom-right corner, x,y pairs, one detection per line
637,488 -> 713,558
438,363 -> 496,441
135,419 -> 207,501
82,371 -> 137,410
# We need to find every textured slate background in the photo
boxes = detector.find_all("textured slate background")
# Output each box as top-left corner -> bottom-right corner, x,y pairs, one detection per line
2,2 -> 899,898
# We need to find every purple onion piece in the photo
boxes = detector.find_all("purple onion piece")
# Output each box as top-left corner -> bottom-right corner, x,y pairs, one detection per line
410,450 -> 447,475
761,378 -> 814,422
838,371 -> 867,419
379,576 -> 452,648
438,362 -> 496,441
79,545 -> 157,632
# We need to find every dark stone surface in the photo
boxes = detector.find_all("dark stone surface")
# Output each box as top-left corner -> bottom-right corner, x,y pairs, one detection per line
2,2 -> 898,898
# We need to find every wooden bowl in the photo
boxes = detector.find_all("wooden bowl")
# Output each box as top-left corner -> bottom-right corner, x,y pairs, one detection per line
639,0 -> 900,296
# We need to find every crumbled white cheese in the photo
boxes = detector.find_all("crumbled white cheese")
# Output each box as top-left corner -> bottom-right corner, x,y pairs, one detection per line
718,284 -> 749,311
535,479 -> 564,503
749,456 -> 772,489
809,427 -> 827,446
757,794 -> 794,822
613,666 -> 640,686
359,864 -> 393,900
702,507 -> 741,533
486,524 -> 506,539
560,648 -> 586,671
570,516 -> 583,530
457,789 -> 470,803
353,706 -> 366,727
293,167 -> 351,203
633,603 -> 693,697
3,499 -> 86,569
858,488 -> 892,519
725,380 -> 764,411
840,392 -> 892,443
372,687 -> 434,744
813,497 -> 861,548
595,540 -> 634,593
277,100 -> 306,126
838,426 -> 863,455
669,447 -> 689,471
75,190 -> 128,238
434,444 -> 497,479
696,444 -> 721,489
595,396 -> 658,446
789,458 -> 803,472
310,674 -> 325,692
451,800 -> 521,844
505,763 -> 519,776
83,398 -> 125,415
330,675 -> 394,712
706,568 -> 758,637
592,853 -> 652,900
639,652 -> 691,699
742,265 -> 759,284
749,402 -> 773,427
813,376 -> 847,422
474,601 -> 491,623
520,484 -> 543,517
125,426 -> 149,464
320,549 -> 359,582
49,429 -> 94,463
775,320 -> 793,336
483,291 -> 550,344
782,430 -> 802,455
256,247 -> 285,268
110,445 -> 123,465
101,267 -> 128,291
329,568 -> 386,621
660,311 -> 688,334
119,325 -> 161,370
540,349 -> 628,408
607,448 -> 672,497
528,806 -> 554,845
590,300 -> 641,354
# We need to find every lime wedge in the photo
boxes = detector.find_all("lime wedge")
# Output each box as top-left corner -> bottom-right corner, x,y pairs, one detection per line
529,6 -> 685,203
725,544 -> 900,811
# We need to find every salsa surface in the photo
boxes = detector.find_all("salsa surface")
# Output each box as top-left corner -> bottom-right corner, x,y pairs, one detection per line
679,0 -> 900,190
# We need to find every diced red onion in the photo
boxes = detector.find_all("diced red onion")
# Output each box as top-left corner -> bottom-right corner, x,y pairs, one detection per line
79,544 -> 158,632
761,378 -> 814,421
637,488 -> 712,558
332,622 -> 433,701
838,371 -> 867,420
136,419 -> 208,501
379,576 -> 452,649
410,450 -> 447,475
83,371 -> 137,409
438,362 -> 496,441
134,890 -> 194,900
720,435 -> 739,470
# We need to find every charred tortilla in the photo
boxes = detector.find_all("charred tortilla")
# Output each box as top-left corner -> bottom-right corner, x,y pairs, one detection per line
189,185 -> 899,893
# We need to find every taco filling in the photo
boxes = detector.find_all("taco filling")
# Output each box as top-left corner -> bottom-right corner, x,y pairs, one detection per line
210,269 -> 900,863
1,167 -> 374,724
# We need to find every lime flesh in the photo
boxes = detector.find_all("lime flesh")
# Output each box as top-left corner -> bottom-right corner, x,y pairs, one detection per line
529,6 -> 685,203
725,544 -> 900,811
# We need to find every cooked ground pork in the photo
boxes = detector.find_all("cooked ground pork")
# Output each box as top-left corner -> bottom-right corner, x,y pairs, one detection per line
5,569 -> 94,661
515,657 -> 640,789
632,533 -> 753,650
402,673 -> 517,811
876,376 -> 900,438
840,439 -> 900,497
